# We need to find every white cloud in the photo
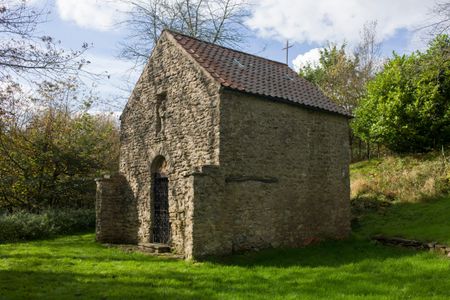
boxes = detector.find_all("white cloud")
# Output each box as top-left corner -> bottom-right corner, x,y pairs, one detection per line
292,47 -> 321,72
55,0 -> 129,31
247,0 -> 436,46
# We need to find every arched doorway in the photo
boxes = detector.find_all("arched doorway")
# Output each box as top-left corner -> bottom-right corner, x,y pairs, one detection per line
151,156 -> 170,244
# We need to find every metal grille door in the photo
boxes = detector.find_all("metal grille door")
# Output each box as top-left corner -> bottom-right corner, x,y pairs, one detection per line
152,176 -> 170,244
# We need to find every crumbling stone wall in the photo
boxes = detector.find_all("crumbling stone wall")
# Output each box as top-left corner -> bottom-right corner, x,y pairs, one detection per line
118,32 -> 221,258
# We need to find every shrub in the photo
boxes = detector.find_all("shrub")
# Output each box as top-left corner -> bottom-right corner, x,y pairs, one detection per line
0,209 -> 95,242
352,35 -> 450,153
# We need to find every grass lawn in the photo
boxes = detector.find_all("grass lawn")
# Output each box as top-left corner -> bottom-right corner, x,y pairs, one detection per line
1,233 -> 450,299
2,163 -> 450,300
354,196 -> 450,245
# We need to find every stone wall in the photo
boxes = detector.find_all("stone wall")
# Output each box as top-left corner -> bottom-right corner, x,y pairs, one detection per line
118,32 -> 221,258
191,90 -> 351,255
190,166 -> 230,257
229,90 -> 350,249
96,175 -> 137,243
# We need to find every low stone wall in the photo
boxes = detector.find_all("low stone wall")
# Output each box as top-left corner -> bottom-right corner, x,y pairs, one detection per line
96,174 -> 138,244
373,235 -> 450,257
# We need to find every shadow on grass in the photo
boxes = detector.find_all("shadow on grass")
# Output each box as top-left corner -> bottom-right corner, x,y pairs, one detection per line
205,238 -> 418,267
1,251 -> 450,299
0,269 -> 208,299
1,234 -> 416,267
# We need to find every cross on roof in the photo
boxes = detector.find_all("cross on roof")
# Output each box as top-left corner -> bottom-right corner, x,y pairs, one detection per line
282,40 -> 294,65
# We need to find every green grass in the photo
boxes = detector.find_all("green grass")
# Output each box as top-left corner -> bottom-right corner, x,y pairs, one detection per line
1,233 -> 450,299
350,158 -> 382,176
353,196 -> 450,245
2,154 -> 450,299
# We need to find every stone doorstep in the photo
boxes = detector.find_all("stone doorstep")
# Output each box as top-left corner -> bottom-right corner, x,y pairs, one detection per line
102,243 -> 181,258
372,235 -> 450,258
138,242 -> 171,254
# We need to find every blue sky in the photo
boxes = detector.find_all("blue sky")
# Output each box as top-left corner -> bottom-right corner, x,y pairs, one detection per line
27,0 -> 438,112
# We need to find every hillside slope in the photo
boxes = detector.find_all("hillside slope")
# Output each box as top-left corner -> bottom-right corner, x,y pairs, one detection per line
351,153 -> 450,245
351,152 -> 450,203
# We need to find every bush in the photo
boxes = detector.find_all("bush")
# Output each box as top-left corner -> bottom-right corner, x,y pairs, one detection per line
0,209 -> 95,242
352,35 -> 450,153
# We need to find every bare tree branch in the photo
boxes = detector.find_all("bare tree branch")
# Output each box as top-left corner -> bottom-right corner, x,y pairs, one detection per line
431,1 -> 450,35
354,21 -> 382,79
117,0 -> 250,65
0,1 -> 92,82
418,1 -> 450,37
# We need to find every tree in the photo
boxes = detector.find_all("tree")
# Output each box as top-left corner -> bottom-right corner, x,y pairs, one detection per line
300,22 -> 381,114
0,0 -> 94,122
119,0 -> 249,64
354,21 -> 382,85
0,78 -> 120,212
426,1 -> 450,36
0,2 -> 118,212
300,43 -> 361,114
0,0 -> 90,82
352,35 -> 450,153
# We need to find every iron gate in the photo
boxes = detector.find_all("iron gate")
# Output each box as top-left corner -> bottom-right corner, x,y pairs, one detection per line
152,175 -> 170,244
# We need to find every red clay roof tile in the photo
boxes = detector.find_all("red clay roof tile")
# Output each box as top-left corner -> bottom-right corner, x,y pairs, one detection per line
166,30 -> 350,117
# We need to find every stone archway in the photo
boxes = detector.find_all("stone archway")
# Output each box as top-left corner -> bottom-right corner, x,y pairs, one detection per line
150,156 -> 171,244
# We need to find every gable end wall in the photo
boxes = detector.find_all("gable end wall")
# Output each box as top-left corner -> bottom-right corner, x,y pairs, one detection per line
117,33 -> 221,258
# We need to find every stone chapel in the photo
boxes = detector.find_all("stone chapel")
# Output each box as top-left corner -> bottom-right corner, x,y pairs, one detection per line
96,30 -> 351,259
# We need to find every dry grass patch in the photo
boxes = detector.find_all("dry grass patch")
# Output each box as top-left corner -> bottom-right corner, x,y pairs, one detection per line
350,152 -> 450,203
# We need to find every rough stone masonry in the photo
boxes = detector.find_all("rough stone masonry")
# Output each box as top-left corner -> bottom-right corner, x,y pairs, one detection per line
96,30 -> 351,259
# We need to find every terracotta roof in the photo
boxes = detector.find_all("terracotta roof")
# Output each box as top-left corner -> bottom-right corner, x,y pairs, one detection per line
166,30 -> 350,117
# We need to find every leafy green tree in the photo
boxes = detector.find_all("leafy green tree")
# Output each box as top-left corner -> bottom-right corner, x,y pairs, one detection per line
300,22 -> 381,114
0,79 -> 119,212
300,43 -> 362,113
352,35 -> 450,153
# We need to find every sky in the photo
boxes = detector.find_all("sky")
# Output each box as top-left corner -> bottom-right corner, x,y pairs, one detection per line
22,0 -> 439,112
